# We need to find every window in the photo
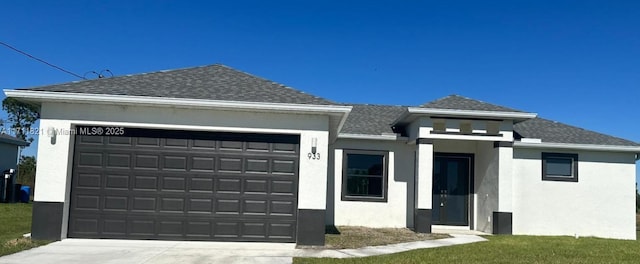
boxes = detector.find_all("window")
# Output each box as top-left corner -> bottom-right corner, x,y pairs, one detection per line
342,150 -> 388,202
542,153 -> 578,182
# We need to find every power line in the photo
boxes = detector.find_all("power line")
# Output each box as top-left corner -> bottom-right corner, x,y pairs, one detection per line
0,41 -> 86,80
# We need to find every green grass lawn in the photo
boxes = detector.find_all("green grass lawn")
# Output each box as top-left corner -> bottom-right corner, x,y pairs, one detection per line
0,203 -> 49,257
294,215 -> 640,264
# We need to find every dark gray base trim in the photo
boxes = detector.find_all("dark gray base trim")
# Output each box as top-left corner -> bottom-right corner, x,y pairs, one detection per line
416,138 -> 434,145
296,209 -> 325,246
414,209 -> 432,233
32,201 -> 64,241
492,211 -> 513,235
493,141 -> 513,148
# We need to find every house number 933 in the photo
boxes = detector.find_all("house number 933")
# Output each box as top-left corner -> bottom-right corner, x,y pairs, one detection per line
308,152 -> 320,160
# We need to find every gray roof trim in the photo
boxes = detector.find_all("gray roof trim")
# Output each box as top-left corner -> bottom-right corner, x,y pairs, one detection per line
513,141 -> 640,153
338,133 -> 407,141
0,134 -> 29,146
392,107 -> 536,125
4,90 -> 352,114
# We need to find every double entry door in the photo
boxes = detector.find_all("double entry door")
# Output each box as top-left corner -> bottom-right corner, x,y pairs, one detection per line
432,154 -> 472,226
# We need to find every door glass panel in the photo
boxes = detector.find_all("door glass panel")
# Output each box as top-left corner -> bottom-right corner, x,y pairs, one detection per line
432,156 -> 469,226
432,160 -> 443,222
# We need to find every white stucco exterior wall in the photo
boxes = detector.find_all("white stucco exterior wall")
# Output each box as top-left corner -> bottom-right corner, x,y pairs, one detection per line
329,139 -> 415,227
475,141 -> 498,233
33,102 -> 333,237
415,143 -> 433,210
497,146 -> 513,212
512,148 -> 637,240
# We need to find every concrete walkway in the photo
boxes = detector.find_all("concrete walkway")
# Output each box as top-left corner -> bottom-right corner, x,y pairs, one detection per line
0,234 -> 486,264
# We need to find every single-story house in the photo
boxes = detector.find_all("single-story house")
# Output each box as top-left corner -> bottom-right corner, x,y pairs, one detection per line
0,133 -> 29,172
4,64 -> 639,245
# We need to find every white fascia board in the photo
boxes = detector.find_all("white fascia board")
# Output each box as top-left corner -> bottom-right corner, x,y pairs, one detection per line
407,107 -> 537,120
338,133 -> 407,141
3,90 -> 352,115
514,141 -> 640,153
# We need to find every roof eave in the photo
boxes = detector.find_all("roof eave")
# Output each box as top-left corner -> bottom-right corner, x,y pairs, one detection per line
338,133 -> 408,141
4,89 -> 352,114
392,107 -> 537,125
513,141 -> 640,153
0,137 -> 29,146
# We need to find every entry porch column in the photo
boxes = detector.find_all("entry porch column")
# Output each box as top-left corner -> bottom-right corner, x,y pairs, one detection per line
414,138 -> 433,233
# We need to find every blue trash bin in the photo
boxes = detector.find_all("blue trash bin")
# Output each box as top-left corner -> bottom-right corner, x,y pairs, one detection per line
19,186 -> 30,203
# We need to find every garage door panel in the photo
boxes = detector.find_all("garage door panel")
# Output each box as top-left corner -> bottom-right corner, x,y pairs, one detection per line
158,220 -> 185,237
132,196 -> 157,212
165,138 -> 189,148
273,143 -> 297,153
270,200 -> 295,216
129,219 -> 156,236
189,177 -> 214,192
134,154 -> 160,170
133,175 -> 159,191
163,155 -> 188,171
136,137 -> 162,147
216,178 -> 241,193
70,130 -> 299,242
159,197 -> 185,213
74,195 -> 101,211
215,199 -> 241,215
106,153 -> 131,168
186,221 -> 212,238
103,196 -> 128,211
108,136 -> 133,145
245,159 -> 269,173
244,179 -> 268,194
219,158 -> 243,173
76,173 -> 102,189
78,152 -> 104,167
243,200 -> 267,216
192,139 -> 216,149
105,174 -> 129,190
242,222 -> 267,238
269,223 -> 296,238
214,222 -> 240,238
219,140 -> 243,151
161,176 -> 186,191
103,218 -> 127,235
191,156 -> 215,172
272,160 -> 296,175
271,180 -> 296,195
187,198 -> 213,213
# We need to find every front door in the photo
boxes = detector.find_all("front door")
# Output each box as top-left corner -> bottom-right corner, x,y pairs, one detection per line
432,154 -> 472,226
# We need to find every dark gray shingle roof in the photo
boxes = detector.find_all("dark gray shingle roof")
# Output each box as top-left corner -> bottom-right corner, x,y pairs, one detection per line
340,104 -> 407,135
421,95 -> 524,112
514,117 -> 640,146
342,100 -> 639,147
20,64 -> 336,105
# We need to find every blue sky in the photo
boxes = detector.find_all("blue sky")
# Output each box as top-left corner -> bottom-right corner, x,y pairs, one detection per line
1,1 -> 638,183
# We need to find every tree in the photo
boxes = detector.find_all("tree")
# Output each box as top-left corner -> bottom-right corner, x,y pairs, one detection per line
17,155 -> 36,187
637,183 -> 639,213
2,97 -> 40,143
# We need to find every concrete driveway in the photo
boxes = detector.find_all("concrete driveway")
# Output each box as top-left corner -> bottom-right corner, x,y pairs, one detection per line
0,239 -> 298,264
0,234 -> 487,264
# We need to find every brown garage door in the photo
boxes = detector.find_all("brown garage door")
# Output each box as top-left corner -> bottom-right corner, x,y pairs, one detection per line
68,127 -> 299,242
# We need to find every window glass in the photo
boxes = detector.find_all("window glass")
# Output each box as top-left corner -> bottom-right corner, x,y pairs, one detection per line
542,153 -> 578,182
545,158 -> 572,176
343,151 -> 387,201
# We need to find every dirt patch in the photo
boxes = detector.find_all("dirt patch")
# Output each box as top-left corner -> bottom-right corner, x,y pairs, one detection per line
300,226 -> 449,249
3,237 -> 34,247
